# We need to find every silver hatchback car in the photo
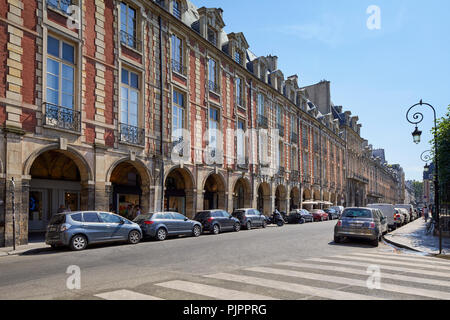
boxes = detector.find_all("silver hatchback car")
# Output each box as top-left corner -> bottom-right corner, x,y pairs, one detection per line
45,211 -> 142,251
334,207 -> 388,247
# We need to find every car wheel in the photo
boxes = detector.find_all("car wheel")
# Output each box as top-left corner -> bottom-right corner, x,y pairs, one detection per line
212,224 -> 220,235
156,228 -> 167,241
277,220 -> 284,227
128,230 -> 141,244
234,223 -> 241,232
371,238 -> 379,247
262,220 -> 267,228
334,235 -> 341,243
70,234 -> 87,251
192,225 -> 201,237
246,221 -> 251,230
299,218 -> 305,224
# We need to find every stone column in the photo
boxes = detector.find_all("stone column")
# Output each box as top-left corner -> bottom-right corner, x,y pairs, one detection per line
80,181 -> 95,211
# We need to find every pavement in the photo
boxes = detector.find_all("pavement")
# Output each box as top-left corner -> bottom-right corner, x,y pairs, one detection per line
0,241 -> 49,257
384,217 -> 450,256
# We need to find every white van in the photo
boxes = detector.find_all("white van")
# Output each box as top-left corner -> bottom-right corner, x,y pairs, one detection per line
367,204 -> 397,230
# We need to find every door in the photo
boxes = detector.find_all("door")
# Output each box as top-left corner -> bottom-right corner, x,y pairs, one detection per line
161,213 -> 178,235
82,212 -> 109,242
29,189 -> 49,233
98,212 -> 127,240
172,212 -> 191,234
222,211 -> 234,230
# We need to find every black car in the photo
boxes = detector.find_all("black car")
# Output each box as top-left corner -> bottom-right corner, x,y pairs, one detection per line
194,210 -> 241,235
232,208 -> 267,230
287,209 -> 314,224
325,208 -> 340,220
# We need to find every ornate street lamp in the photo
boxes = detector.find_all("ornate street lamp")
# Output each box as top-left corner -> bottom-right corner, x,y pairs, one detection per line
406,100 -> 442,254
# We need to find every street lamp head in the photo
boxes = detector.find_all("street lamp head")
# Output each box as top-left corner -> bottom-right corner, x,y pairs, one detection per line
412,126 -> 422,144
424,163 -> 430,173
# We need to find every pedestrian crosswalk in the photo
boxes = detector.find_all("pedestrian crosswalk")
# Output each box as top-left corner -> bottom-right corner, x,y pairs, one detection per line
93,251 -> 450,300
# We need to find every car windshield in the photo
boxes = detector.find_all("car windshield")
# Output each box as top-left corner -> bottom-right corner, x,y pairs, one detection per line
233,210 -> 245,217
195,212 -> 210,220
342,209 -> 372,218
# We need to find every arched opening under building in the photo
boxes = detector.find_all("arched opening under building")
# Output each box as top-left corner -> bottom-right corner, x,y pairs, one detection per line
203,173 -> 226,210
290,187 -> 300,210
257,182 -> 271,216
275,185 -> 287,213
110,161 -> 149,220
233,177 -> 251,210
164,167 -> 195,218
28,150 -> 86,237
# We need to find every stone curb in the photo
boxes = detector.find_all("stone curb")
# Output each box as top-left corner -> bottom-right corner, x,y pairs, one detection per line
382,235 -> 423,254
0,244 -> 50,258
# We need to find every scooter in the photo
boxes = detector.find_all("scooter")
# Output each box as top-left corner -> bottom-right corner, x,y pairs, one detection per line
266,210 -> 285,227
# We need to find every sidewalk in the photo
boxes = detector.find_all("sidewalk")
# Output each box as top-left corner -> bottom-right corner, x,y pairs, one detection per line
384,217 -> 450,256
0,242 -> 49,258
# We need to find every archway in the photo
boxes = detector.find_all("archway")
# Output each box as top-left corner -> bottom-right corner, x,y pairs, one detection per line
257,182 -> 271,216
233,177 -> 251,210
275,185 -> 287,213
164,167 -> 195,218
290,187 -> 300,210
313,189 -> 321,209
203,173 -> 226,210
109,160 -> 151,219
28,150 -> 88,235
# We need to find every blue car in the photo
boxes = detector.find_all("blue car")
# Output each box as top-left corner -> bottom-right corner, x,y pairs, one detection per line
133,212 -> 203,241
45,211 -> 142,251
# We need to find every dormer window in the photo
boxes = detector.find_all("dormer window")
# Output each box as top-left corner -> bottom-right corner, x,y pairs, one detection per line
234,50 -> 242,65
172,0 -> 181,19
208,27 -> 217,46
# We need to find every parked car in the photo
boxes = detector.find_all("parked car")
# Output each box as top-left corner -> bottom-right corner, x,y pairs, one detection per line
194,210 -> 241,235
367,203 -> 397,231
395,204 -> 416,221
396,207 -> 410,225
46,211 -> 142,251
330,206 -> 345,217
393,208 -> 405,226
311,209 -> 329,222
334,207 -> 388,247
133,212 -> 202,241
325,208 -> 340,220
232,208 -> 267,230
287,209 -> 314,224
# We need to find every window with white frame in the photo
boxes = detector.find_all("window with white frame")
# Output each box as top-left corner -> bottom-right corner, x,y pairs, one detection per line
172,89 -> 185,142
172,0 -> 181,19
258,94 -> 264,116
207,27 -> 217,46
209,107 -> 219,153
234,50 -> 242,65
171,34 -> 184,74
237,119 -> 246,164
46,35 -> 75,110
120,2 -> 138,49
208,58 -> 218,92
120,68 -> 139,127
235,77 -> 243,107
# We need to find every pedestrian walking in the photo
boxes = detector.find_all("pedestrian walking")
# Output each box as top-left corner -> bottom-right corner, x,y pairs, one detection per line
134,205 -> 142,218
424,206 -> 429,222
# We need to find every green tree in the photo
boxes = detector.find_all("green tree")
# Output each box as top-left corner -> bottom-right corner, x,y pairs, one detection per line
431,105 -> 450,204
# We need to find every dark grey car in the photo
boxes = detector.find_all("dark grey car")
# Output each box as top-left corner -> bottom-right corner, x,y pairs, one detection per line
232,208 -> 267,230
287,209 -> 314,224
334,207 -> 388,247
133,212 -> 202,241
194,210 -> 241,235
45,211 -> 142,251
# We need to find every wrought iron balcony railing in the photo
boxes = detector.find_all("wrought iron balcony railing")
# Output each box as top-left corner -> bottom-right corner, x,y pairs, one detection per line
47,0 -> 72,14
44,103 -> 81,132
303,176 -> 311,184
171,136 -> 185,157
120,30 -> 142,51
291,132 -> 299,144
257,114 -> 268,129
291,170 -> 299,181
119,123 -> 145,146
208,80 -> 219,93
277,166 -> 285,176
171,59 -> 187,76
237,156 -> 249,170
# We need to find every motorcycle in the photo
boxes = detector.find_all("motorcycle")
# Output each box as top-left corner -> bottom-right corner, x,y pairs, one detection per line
266,210 -> 285,227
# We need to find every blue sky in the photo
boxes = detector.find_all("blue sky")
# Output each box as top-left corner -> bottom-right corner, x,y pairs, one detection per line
190,0 -> 450,181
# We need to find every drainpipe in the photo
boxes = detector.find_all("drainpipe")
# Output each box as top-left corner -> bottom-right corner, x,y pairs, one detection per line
159,15 -> 165,211
248,79 -> 254,207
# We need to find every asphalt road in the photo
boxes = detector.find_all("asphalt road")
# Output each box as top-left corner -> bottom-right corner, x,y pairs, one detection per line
1,220 -> 448,300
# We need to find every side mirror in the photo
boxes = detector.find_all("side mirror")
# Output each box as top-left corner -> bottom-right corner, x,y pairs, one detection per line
184,217 -> 189,221
119,219 -> 125,225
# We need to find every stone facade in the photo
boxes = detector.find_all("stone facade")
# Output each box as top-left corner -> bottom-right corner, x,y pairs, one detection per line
0,0 -> 403,247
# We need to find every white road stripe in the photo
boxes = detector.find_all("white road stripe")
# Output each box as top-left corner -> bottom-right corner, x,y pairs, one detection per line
95,289 -> 164,300
350,252 -> 450,266
246,267 -> 450,300
204,273 -> 383,300
332,254 -> 450,271
277,261 -> 450,288
307,257 -> 450,279
155,280 -> 278,300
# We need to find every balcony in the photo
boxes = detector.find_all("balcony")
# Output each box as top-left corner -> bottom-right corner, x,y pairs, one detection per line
237,156 -> 249,170
172,59 -> 187,76
291,170 -> 299,182
277,124 -> 284,137
171,136 -> 185,157
277,166 -> 285,176
44,103 -> 81,132
120,31 -> 142,52
119,123 -> 145,146
208,80 -> 219,94
47,0 -> 71,15
257,115 -> 268,129
303,176 -> 311,184
291,132 -> 299,144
